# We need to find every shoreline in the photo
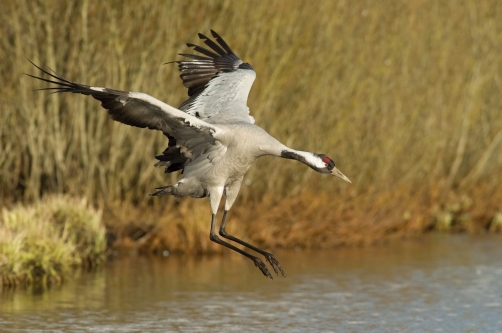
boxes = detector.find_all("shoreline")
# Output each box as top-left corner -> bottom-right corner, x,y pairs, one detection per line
2,191 -> 500,288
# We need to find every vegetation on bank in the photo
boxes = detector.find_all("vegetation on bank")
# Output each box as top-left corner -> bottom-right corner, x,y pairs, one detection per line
0,196 -> 106,288
0,0 -> 501,271
1,192 -> 499,288
107,187 -> 502,255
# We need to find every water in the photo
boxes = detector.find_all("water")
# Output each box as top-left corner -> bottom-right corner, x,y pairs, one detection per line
1,235 -> 501,332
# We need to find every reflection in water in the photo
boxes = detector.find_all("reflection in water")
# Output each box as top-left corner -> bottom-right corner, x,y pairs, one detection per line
1,235 -> 501,332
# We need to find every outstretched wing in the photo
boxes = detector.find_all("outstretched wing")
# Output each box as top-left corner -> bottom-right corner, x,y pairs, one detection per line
26,60 -> 226,174
176,30 -> 256,124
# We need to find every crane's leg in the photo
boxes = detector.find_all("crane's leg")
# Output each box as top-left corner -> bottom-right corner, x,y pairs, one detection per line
219,210 -> 285,277
219,181 -> 286,277
208,186 -> 273,279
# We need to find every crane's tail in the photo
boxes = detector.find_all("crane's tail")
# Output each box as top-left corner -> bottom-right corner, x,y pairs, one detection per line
150,185 -> 175,197
150,181 -> 208,198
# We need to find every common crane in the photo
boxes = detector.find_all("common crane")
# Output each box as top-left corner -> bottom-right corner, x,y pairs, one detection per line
27,30 -> 351,279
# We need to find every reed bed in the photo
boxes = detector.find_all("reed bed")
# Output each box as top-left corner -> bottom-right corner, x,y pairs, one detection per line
0,196 -> 106,288
0,0 -> 501,254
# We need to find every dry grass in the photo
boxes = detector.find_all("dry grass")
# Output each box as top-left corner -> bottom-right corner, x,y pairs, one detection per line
0,0 -> 501,253
0,196 -> 106,288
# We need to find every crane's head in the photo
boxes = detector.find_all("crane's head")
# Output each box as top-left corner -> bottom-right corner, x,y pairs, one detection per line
313,154 -> 352,183
279,150 -> 351,183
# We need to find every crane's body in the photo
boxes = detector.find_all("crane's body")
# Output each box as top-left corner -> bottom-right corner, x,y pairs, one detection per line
155,122 -> 281,197
27,30 -> 351,279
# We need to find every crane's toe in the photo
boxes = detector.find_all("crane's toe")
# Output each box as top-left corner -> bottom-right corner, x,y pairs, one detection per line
264,253 -> 286,277
252,258 -> 273,279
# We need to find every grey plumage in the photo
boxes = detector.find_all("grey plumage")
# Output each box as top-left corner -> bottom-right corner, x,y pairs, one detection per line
27,30 -> 351,279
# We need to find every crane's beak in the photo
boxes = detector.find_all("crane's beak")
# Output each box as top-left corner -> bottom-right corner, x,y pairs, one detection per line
331,167 -> 352,183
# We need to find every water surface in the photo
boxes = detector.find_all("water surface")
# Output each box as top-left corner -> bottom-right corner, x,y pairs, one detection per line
1,235 -> 501,332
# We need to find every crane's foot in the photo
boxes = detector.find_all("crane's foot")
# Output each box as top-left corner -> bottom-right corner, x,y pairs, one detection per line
264,253 -> 286,277
253,258 -> 273,279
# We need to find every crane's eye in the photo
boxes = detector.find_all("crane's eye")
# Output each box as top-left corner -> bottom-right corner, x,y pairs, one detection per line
325,163 -> 329,167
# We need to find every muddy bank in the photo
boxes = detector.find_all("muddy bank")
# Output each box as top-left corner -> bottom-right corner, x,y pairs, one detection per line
105,186 -> 502,255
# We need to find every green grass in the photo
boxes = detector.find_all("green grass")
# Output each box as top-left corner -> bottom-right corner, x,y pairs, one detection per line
0,196 -> 106,288
0,0 -> 501,254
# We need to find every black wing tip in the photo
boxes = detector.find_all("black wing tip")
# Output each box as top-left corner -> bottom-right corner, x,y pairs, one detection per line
185,30 -> 235,57
210,30 -> 220,38
26,58 -> 77,87
26,57 -> 37,67
209,30 -> 234,55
